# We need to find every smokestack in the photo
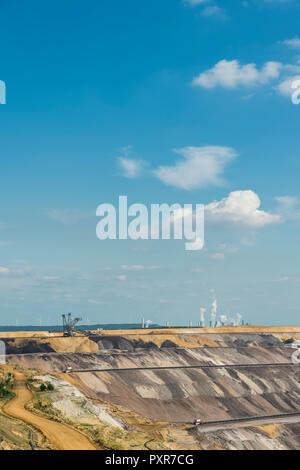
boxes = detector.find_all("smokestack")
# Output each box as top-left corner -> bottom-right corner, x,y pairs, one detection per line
210,299 -> 217,328
210,288 -> 217,327
142,317 -> 145,329
200,308 -> 206,328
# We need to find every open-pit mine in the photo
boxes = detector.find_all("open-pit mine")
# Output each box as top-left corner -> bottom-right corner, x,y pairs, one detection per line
1,325 -> 300,450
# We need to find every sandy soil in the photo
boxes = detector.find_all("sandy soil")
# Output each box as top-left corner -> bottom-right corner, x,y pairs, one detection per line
1,325 -> 300,340
2,367 -> 97,450
100,325 -> 300,335
0,332 -> 63,338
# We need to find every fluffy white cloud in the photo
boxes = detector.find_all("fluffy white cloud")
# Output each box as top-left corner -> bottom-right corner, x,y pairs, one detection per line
277,75 -> 300,96
153,146 -> 237,190
191,58 -> 300,100
192,60 -> 282,89
118,157 -> 144,179
205,190 -> 281,228
283,37 -> 300,49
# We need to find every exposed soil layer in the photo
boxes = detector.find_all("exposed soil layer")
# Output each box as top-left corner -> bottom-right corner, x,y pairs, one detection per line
192,422 -> 300,450
6,330 -> 300,426
2,367 -> 97,450
4,330 -> 300,354
0,412 -> 45,450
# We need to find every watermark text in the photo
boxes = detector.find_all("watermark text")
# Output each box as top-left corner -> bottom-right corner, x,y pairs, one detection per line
0,80 -> 6,104
96,197 -> 204,251
292,79 -> 300,105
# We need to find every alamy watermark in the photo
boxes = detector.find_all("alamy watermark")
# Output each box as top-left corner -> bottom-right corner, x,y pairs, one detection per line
0,80 -> 6,104
291,340 -> 300,365
0,341 -> 6,364
292,80 -> 300,105
96,196 -> 204,251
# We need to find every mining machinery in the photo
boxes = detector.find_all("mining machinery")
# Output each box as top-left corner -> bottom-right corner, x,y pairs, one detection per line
62,313 -> 82,337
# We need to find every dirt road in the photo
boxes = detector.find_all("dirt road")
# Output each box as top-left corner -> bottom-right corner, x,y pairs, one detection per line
192,414 -> 300,433
3,367 -> 97,450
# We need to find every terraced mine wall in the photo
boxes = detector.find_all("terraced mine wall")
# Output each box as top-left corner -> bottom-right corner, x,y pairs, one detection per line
192,422 -> 300,450
5,329 -> 300,425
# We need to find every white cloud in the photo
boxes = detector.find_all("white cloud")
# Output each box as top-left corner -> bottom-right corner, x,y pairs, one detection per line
153,146 -> 237,190
118,157 -> 144,179
117,275 -> 127,281
283,37 -> 300,49
88,299 -> 106,305
275,195 -> 300,220
263,0 -> 293,3
277,75 -> 300,96
276,195 -> 298,208
264,0 -> 294,3
184,0 -> 210,5
211,253 -> 225,260
121,265 -> 160,271
205,190 -> 281,228
0,266 -> 10,274
201,5 -> 227,18
191,58 -> 300,100
45,209 -> 90,225
190,267 -> 204,273
192,60 -> 282,89
40,276 -> 60,281
183,0 -> 227,19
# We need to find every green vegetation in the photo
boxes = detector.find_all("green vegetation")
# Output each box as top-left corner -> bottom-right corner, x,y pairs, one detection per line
0,382 -> 13,398
39,382 -> 55,392
34,399 -> 50,411
0,372 -> 13,399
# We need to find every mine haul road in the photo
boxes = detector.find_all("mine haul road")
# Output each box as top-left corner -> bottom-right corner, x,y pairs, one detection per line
192,413 -> 300,433
2,367 -> 97,450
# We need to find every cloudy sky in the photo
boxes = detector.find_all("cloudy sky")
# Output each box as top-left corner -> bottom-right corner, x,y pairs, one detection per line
0,0 -> 300,326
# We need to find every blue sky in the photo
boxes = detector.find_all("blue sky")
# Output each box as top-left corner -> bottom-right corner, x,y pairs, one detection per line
0,0 -> 300,326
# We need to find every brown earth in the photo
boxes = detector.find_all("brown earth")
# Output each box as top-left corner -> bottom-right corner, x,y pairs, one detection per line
191,421 -> 300,450
2,366 -> 97,450
7,332 -> 300,424
99,325 -> 300,335
1,324 -> 300,340
5,330 -> 300,354
3,326 -> 300,450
